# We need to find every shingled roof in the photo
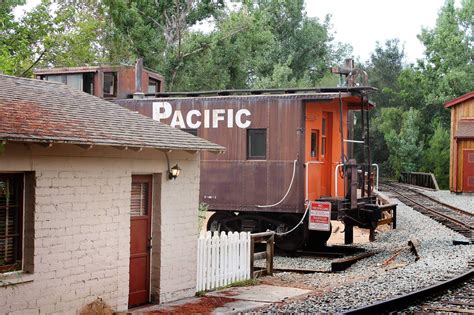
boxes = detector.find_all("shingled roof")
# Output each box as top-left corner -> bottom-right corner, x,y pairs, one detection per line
0,75 -> 224,152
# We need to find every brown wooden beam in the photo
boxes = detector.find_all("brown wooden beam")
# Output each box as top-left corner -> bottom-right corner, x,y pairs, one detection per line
76,144 -> 93,150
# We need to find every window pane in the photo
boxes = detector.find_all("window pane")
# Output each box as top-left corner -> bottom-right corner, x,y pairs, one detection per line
247,129 -> 266,159
321,137 -> 326,156
45,75 -> 65,83
0,174 -> 22,272
147,84 -> 157,93
131,182 -> 148,216
66,74 -> 83,91
103,72 -> 117,97
322,118 -> 326,136
148,79 -> 160,93
311,130 -> 319,158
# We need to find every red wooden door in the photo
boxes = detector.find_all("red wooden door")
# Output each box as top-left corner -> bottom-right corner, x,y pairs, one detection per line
463,150 -> 474,192
129,175 -> 152,307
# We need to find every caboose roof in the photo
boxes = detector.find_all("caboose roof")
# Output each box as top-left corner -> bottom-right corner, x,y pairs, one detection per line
137,86 -> 376,98
132,87 -> 376,110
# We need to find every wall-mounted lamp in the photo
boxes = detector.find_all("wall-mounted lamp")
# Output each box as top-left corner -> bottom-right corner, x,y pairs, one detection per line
168,164 -> 181,180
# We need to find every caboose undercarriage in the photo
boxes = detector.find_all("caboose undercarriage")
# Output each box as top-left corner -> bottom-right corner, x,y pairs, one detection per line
207,169 -> 397,252
208,192 -> 396,252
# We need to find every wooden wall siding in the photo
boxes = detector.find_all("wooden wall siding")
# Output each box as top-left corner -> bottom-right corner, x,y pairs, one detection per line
116,94 -> 357,213
449,98 -> 474,192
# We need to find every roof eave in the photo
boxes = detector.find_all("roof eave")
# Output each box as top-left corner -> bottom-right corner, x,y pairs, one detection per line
445,91 -> 474,108
0,137 -> 225,153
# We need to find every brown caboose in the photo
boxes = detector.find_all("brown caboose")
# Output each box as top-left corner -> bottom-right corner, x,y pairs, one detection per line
116,86 -> 389,251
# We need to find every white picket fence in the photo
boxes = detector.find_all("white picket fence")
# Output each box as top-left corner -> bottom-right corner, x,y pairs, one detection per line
196,231 -> 251,292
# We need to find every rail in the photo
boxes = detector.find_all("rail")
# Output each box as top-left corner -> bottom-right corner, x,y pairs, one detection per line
380,182 -> 473,242
344,268 -> 474,314
399,172 -> 439,190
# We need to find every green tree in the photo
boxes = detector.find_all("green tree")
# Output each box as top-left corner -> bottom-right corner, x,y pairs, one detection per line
0,0 -> 56,76
0,0 -> 111,76
400,0 -> 474,127
375,107 -> 423,178
363,39 -> 405,175
421,120 -> 450,188
366,39 -> 405,108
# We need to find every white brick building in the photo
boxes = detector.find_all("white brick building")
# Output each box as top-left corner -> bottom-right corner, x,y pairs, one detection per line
0,75 -> 224,314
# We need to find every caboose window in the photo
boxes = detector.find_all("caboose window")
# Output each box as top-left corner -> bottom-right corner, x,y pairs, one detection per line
321,118 -> 327,156
311,130 -> 319,158
247,129 -> 266,160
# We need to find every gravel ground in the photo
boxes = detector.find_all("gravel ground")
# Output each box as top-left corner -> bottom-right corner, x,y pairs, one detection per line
256,256 -> 332,272
414,187 -> 474,214
260,198 -> 474,313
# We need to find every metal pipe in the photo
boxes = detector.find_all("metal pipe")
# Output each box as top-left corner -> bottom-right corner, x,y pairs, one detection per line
305,161 -> 324,201
335,163 -> 344,196
360,95 -> 366,197
344,139 -> 365,144
372,163 -> 379,191
366,95 -> 372,196
338,93 -> 345,165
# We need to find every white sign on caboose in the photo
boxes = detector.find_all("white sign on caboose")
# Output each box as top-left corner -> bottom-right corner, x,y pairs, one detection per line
308,201 -> 332,231
152,101 -> 252,129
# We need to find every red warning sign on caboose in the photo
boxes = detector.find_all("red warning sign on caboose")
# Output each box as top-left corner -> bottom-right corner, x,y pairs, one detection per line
308,201 -> 331,231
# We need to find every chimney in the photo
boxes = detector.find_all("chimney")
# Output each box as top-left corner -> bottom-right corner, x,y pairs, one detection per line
133,58 -> 145,99
344,58 -> 355,70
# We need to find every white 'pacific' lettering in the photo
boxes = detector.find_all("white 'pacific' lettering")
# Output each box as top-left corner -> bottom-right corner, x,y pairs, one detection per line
151,102 -> 251,129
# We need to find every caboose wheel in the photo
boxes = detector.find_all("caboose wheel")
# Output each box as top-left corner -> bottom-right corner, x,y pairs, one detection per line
275,214 -> 307,252
207,212 -> 238,232
306,223 -> 332,249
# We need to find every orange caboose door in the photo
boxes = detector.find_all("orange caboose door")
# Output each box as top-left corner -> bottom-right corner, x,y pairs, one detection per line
320,112 -> 333,196
463,150 -> 474,192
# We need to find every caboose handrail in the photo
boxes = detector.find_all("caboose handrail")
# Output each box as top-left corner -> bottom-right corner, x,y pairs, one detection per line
305,161 -> 324,201
344,139 -> 365,144
335,163 -> 344,197
372,164 -> 379,191
256,159 -> 298,208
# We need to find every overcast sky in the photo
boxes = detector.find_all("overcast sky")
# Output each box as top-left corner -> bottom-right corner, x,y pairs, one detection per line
306,0 -> 448,63
15,0 -> 450,64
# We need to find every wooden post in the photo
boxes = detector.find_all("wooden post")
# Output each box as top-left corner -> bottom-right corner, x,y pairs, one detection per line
250,231 -> 275,278
266,234 -> 274,276
345,225 -> 354,244
369,228 -> 375,242
250,236 -> 255,278
349,160 -> 358,209
392,206 -> 397,229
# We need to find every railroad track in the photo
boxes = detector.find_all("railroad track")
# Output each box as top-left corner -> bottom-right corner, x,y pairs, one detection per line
343,182 -> 474,314
345,267 -> 474,314
379,182 -> 474,242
